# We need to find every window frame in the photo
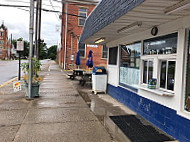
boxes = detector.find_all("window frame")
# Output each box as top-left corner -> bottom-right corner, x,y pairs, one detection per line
78,7 -> 87,26
158,59 -> 176,93
142,59 -> 154,85
140,32 -> 178,93
0,46 -> 3,55
77,41 -> 86,58
101,45 -> 107,59
108,46 -> 118,65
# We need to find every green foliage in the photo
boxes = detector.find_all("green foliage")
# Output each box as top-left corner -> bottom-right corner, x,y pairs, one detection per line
39,43 -> 48,60
21,58 -> 41,75
47,45 -> 57,60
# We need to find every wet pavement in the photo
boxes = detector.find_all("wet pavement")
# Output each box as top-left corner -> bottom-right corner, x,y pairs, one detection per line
70,72 -> 177,142
0,60 -> 177,142
0,61 -> 113,142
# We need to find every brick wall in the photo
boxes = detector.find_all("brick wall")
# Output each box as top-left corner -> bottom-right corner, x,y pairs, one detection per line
59,3 -> 107,70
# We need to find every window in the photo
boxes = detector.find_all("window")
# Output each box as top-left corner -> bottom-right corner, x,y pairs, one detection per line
143,60 -> 153,84
141,32 -> 178,92
108,47 -> 118,65
0,46 -> 2,55
0,40 -> 3,45
78,42 -> 85,57
143,33 -> 177,55
185,30 -> 190,112
120,42 -> 141,90
78,8 -> 87,26
0,32 -> 3,37
102,45 -> 107,58
160,60 -> 175,91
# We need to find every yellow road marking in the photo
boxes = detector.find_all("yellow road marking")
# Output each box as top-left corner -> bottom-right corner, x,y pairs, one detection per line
0,77 -> 18,88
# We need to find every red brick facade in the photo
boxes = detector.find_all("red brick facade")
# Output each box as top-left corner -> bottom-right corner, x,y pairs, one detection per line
57,2 -> 107,70
0,24 -> 11,60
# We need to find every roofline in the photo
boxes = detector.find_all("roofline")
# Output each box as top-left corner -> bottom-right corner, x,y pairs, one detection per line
62,0 -> 99,5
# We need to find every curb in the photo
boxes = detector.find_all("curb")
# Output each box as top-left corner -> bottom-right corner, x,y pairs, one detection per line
0,77 -> 18,88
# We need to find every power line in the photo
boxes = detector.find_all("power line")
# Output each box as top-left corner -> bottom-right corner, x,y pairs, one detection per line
1,0 -> 62,8
0,4 -> 86,18
49,0 -> 60,21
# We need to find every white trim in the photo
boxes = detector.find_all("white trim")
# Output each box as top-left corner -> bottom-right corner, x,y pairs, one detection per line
139,84 -> 174,97
177,110 -> 190,120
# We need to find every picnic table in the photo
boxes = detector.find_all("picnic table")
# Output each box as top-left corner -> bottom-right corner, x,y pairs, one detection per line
79,71 -> 92,86
68,69 -> 84,80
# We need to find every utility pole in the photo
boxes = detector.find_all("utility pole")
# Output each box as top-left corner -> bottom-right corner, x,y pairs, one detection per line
34,0 -> 39,58
37,0 -> 42,59
28,0 -> 35,99
10,34 -> 12,59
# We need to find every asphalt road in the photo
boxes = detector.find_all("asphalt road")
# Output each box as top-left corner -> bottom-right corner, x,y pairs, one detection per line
0,60 -> 26,85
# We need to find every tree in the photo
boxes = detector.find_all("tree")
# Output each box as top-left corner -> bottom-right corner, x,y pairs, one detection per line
47,45 -> 57,60
39,42 -> 48,59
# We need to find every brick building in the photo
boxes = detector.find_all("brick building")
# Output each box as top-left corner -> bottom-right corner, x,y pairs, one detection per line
57,0 -> 107,70
0,23 -> 11,60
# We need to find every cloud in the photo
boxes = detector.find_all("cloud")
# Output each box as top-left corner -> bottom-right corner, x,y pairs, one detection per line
0,0 -> 62,47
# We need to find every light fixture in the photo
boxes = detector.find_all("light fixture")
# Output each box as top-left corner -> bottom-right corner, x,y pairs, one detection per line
165,0 -> 190,15
95,38 -> 105,44
117,21 -> 142,33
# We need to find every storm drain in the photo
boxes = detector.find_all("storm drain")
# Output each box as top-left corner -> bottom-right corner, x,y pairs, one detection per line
110,115 -> 174,142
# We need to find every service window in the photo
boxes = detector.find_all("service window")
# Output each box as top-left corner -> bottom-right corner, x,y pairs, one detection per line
119,42 -> 141,91
143,60 -> 153,84
141,32 -> 178,92
108,47 -> 118,65
160,60 -> 175,91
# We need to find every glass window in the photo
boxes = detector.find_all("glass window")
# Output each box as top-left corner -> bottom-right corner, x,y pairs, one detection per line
102,45 -> 107,58
143,60 -> 153,84
78,8 -> 87,26
143,33 -> 178,55
120,42 -> 141,90
0,32 -> 3,36
159,60 -> 175,91
185,30 -> 190,112
0,46 -> 2,55
108,47 -> 118,65
78,42 -> 85,57
0,40 -> 3,45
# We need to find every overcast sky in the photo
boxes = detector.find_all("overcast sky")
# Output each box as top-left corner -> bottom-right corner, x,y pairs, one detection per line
0,0 -> 62,48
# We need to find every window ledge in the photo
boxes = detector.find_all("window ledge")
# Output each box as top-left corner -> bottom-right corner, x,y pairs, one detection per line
177,111 -> 190,120
139,85 -> 174,96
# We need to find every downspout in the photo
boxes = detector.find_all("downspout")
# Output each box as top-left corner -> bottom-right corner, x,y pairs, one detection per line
64,2 -> 68,70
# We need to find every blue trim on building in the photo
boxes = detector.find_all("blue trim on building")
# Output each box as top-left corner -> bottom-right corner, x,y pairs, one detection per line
107,84 -> 190,142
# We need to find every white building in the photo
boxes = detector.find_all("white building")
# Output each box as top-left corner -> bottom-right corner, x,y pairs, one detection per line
80,0 -> 190,141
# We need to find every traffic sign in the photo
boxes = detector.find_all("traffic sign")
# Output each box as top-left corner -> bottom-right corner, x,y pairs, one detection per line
17,41 -> 24,51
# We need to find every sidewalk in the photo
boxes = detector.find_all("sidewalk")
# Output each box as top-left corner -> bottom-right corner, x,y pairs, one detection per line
0,61 -> 113,142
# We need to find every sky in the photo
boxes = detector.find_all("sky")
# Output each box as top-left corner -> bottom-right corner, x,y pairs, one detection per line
0,0 -> 62,48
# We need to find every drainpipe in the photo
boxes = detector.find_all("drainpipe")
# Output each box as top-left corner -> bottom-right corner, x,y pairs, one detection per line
64,2 -> 68,70
71,32 -> 73,55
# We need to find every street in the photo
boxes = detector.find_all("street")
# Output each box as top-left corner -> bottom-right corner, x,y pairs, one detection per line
0,60 -> 26,85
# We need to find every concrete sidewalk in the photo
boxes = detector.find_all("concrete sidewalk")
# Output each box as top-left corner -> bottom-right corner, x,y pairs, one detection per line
0,61 -> 113,142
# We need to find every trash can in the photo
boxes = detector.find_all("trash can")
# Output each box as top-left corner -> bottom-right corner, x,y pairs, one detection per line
92,66 -> 107,94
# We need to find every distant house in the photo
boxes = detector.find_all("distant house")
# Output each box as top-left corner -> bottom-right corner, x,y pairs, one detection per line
0,23 -> 11,60
57,0 -> 107,70
80,0 -> 190,141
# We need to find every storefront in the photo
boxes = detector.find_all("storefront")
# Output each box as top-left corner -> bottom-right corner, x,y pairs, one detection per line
80,0 -> 190,141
